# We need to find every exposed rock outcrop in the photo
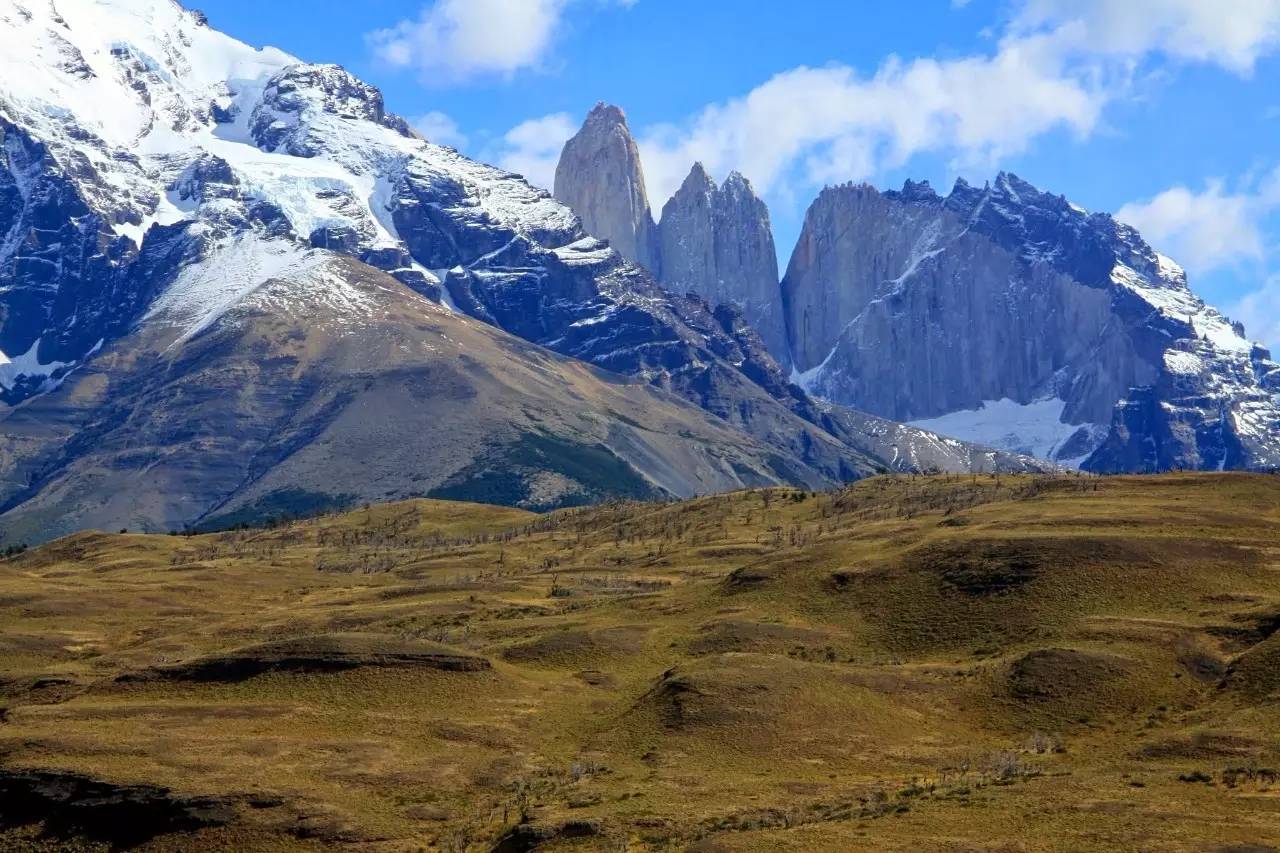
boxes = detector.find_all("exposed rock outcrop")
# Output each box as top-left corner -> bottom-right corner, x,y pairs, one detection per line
555,107 -> 790,364
781,174 -> 1280,471
553,102 -> 660,271
658,165 -> 787,363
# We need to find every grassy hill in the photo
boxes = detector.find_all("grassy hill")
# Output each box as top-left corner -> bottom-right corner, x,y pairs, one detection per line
0,473 -> 1278,850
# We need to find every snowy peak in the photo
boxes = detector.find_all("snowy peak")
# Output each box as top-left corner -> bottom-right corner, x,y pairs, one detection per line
0,0 -> 586,398
0,0 -> 294,146
249,63 -> 414,156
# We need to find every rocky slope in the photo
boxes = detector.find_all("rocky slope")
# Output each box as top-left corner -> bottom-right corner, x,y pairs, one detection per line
782,175 -> 1280,471
0,252 -> 847,544
0,0 -> 1042,540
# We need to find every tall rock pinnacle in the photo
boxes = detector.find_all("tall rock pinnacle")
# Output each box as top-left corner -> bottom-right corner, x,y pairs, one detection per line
553,102 -> 660,271
658,165 -> 787,364
554,106 -> 792,365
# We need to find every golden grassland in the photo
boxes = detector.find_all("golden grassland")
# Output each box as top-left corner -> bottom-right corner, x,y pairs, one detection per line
0,473 -> 1279,851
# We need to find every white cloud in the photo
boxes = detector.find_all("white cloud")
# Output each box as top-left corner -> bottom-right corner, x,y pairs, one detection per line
490,112 -> 577,190
1014,0 -> 1280,74
369,0 -> 567,82
603,0 -> 1280,206
369,0 -> 635,83
411,111 -> 468,148
636,39 -> 1105,206
1232,275 -> 1280,352
1117,180 -> 1271,273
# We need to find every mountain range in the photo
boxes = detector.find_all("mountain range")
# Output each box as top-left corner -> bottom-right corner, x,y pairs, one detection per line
554,103 -> 1280,473
0,0 -> 1050,543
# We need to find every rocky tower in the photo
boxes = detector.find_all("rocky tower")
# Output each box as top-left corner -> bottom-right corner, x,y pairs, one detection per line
553,102 -> 659,271
781,173 -> 1280,471
657,164 -> 788,364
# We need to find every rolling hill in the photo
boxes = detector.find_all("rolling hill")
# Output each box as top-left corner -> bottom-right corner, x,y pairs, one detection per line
0,473 -> 1277,850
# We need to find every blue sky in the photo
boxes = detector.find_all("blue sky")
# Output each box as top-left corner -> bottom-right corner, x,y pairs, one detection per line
197,0 -> 1280,351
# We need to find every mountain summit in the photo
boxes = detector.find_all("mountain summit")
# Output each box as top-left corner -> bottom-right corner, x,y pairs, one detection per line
555,106 -> 787,364
658,165 -> 786,365
0,0 -> 1042,541
553,102 -> 660,272
783,174 -> 1280,471
552,104 -> 1280,472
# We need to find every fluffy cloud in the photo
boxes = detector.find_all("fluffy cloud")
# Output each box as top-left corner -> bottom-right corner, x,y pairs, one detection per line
636,41 -> 1105,206
451,0 -> 1280,210
609,0 -> 1280,206
369,0 -> 634,83
411,111 -> 468,148
1013,0 -> 1280,74
369,0 -> 567,82
490,112 -> 577,189
1116,179 -> 1273,273
1232,275 -> 1280,352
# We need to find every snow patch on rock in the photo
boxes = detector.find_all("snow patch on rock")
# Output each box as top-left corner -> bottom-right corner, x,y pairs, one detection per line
909,397 -> 1096,467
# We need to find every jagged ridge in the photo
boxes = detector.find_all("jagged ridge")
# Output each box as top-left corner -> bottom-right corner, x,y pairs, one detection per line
0,0 -> 1048,540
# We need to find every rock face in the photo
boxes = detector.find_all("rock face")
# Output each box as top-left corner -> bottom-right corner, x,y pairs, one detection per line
553,103 -> 660,271
555,107 -> 789,364
781,174 -> 1280,471
0,0 -> 1045,541
657,165 -> 787,364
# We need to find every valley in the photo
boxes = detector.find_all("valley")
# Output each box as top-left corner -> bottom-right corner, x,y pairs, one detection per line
0,473 -> 1277,850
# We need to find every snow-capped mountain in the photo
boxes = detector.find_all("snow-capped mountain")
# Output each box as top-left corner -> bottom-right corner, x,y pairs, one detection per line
0,0 -> 1045,541
783,175 -> 1280,471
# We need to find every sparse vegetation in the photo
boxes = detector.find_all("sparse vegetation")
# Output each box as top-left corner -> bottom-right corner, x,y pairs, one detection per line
0,473 -> 1278,850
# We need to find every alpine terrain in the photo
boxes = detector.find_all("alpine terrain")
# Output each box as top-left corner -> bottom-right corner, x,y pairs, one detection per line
555,109 -> 1280,473
0,0 -> 1043,543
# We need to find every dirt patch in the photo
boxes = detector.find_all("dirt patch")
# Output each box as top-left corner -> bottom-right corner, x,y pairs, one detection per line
576,669 -> 616,688
116,634 -> 490,683
491,819 -> 603,852
0,675 -> 86,708
909,537 -> 1154,598
926,542 -> 1044,596
628,661 -> 798,735
1177,647 -> 1228,682
1224,634 -> 1280,699
638,668 -> 715,731
1208,606 -> 1280,650
721,565 -> 778,592
1004,648 -> 1144,723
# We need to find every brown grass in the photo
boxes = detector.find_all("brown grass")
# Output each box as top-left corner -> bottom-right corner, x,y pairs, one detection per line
0,474 -> 1278,851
